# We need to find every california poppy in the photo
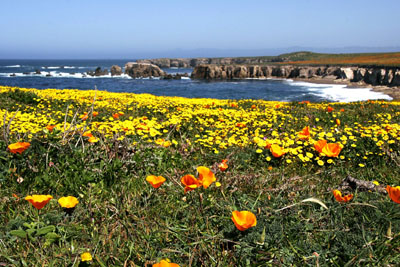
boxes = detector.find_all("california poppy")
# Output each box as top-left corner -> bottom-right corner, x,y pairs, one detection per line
231,210 -> 257,231
270,144 -> 285,158
88,136 -> 99,143
82,132 -> 93,138
112,113 -> 120,119
46,125 -> 56,132
298,126 -> 310,140
153,259 -> 180,267
92,111 -> 99,117
335,119 -> 340,126
332,190 -> 353,203
25,195 -> 53,210
80,113 -> 88,121
327,106 -> 334,112
8,142 -> 30,154
181,175 -> 200,193
321,143 -> 342,157
386,185 -> 400,204
218,159 -> 228,171
146,175 -> 166,189
197,166 -> 216,189
58,196 -> 79,208
314,140 -> 327,153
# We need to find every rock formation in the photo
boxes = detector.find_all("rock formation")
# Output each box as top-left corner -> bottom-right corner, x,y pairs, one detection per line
110,65 -> 122,76
87,67 -> 109,77
124,62 -> 166,78
191,64 -> 400,87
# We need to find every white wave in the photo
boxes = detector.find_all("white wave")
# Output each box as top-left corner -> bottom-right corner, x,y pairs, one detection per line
288,80 -> 392,102
64,66 -> 76,69
0,71 -> 132,79
4,65 -> 21,68
181,77 -> 191,80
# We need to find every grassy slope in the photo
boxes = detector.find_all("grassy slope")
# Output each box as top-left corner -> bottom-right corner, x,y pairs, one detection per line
1,87 -> 400,266
213,51 -> 400,67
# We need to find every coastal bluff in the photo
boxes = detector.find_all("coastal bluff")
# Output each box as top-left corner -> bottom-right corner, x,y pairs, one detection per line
191,64 -> 400,87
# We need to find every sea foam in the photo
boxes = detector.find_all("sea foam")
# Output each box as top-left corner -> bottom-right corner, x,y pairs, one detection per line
288,80 -> 392,102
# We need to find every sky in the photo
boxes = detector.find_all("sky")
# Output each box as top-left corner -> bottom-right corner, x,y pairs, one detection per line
1,0 -> 400,59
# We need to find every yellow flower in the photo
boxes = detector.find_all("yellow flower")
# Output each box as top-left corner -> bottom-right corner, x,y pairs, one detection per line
58,196 -> 79,208
81,252 -> 92,262
359,163 -> 365,167
317,160 -> 324,166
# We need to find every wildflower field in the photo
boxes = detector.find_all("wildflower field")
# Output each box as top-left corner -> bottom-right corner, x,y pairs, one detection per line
1,85 -> 400,266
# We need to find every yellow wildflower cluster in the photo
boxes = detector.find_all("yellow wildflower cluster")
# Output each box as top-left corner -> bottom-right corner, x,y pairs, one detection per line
1,86 -> 400,167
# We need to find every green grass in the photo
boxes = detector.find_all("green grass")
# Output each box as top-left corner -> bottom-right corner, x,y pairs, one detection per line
1,89 -> 400,266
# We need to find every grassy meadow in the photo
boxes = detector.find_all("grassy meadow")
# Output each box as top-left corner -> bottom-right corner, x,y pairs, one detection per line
1,85 -> 400,266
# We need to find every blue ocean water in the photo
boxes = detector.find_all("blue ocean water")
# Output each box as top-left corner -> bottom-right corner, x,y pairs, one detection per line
0,59 -> 392,102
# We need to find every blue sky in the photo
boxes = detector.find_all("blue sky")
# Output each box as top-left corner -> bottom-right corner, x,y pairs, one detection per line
1,0 -> 400,59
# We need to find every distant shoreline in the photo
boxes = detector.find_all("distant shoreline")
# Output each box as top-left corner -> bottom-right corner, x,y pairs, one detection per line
289,77 -> 400,100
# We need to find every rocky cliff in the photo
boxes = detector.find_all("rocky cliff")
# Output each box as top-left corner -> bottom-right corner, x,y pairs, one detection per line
190,65 -> 400,87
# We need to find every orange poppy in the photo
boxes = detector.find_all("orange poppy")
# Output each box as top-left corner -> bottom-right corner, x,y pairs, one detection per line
80,113 -> 88,121
332,190 -> 353,203
327,106 -> 334,112
181,175 -> 200,193
231,210 -> 257,231
82,132 -> 93,138
25,195 -> 53,210
146,175 -> 166,189
270,144 -> 285,158
218,159 -> 228,171
386,185 -> 400,204
8,142 -> 31,154
314,140 -> 328,153
335,119 -> 341,126
298,126 -> 310,140
92,111 -> 99,117
197,166 -> 216,189
153,260 -> 180,267
88,137 -> 99,143
340,108 -> 344,112
321,143 -> 342,157
46,125 -> 56,132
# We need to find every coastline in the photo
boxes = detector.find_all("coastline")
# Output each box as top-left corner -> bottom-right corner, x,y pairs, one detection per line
287,77 -> 400,101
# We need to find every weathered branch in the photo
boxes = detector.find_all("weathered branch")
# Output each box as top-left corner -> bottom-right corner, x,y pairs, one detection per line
338,175 -> 387,194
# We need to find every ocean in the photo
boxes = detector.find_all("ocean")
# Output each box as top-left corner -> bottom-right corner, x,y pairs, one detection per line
0,59 -> 392,102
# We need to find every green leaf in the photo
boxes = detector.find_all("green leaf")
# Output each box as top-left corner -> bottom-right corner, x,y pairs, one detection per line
36,225 -> 55,236
9,230 -> 27,238
45,232 -> 61,244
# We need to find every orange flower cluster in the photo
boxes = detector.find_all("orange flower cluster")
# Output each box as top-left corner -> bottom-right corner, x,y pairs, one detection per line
314,140 -> 342,157
181,166 -> 216,193
332,190 -> 353,203
8,142 -> 31,154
